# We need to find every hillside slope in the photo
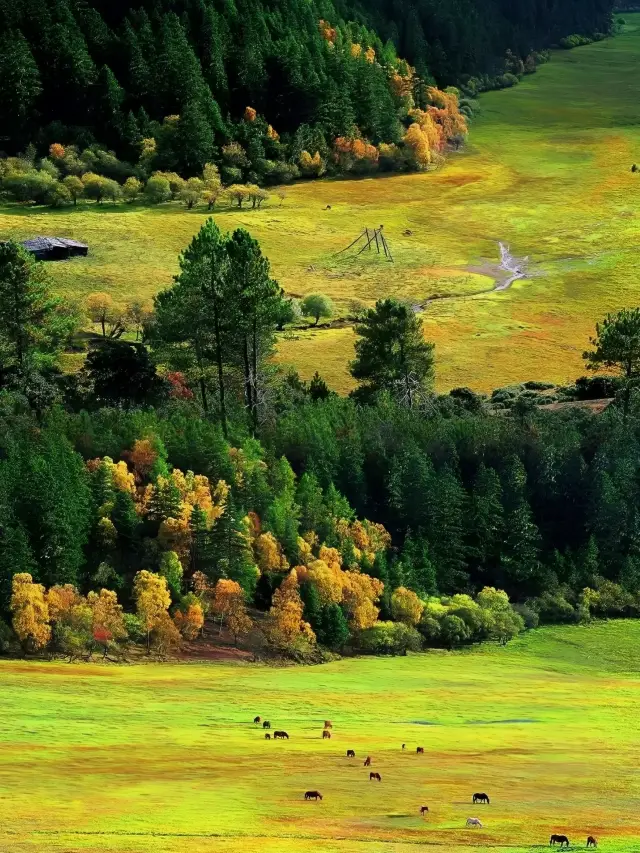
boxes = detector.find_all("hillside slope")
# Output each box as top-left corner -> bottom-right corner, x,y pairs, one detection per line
0,0 -> 614,166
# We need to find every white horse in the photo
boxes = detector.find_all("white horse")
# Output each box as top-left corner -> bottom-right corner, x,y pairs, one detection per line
466,817 -> 483,828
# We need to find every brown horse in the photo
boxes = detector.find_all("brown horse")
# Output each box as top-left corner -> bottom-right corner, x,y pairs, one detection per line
416,747 -> 424,754
253,716 -> 261,724
550,835 -> 569,847
305,790 -> 323,801
473,793 -> 490,804
322,730 -> 331,739
420,806 -> 429,815
346,749 -> 355,758
274,730 -> 289,739
263,720 -> 271,729
324,720 -> 332,729
363,756 -> 371,767
264,733 -> 271,739
587,837 -> 597,848
369,772 -> 381,781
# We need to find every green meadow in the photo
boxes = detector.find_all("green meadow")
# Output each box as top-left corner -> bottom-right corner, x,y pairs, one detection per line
1,621 -> 640,853
2,20 -> 640,393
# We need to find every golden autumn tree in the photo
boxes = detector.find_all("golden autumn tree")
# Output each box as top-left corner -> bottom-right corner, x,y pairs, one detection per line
173,602 -> 205,640
88,589 -> 127,656
256,531 -> 289,573
403,123 -> 432,170
244,106 -> 257,122
342,571 -> 384,631
391,587 -> 425,626
211,579 -> 249,637
11,573 -> 51,651
266,569 -> 315,652
133,570 -> 171,651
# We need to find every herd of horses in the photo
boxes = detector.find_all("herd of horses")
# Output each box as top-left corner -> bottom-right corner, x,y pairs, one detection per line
251,715 -> 599,848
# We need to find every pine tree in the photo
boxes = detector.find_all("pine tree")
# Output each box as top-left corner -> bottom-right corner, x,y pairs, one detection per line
320,603 -> 350,650
94,64 -> 125,148
0,30 -> 41,141
172,99 -> 215,177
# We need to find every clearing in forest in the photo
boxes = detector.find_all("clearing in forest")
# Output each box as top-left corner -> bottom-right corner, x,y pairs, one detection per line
2,18 -> 640,392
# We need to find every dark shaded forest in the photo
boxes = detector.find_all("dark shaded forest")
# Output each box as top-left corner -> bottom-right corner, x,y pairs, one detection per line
0,0 -> 614,174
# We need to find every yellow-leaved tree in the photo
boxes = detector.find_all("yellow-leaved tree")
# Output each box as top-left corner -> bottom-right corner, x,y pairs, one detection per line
390,587 -> 424,626
11,573 -> 51,651
133,570 -> 171,651
211,579 -> 253,644
266,569 -> 315,653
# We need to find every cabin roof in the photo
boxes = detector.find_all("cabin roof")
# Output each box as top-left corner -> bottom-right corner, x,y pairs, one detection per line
22,237 -> 88,251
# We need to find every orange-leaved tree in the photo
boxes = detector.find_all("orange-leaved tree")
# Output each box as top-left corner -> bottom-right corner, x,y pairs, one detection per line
266,569 -> 315,652
211,579 -> 252,643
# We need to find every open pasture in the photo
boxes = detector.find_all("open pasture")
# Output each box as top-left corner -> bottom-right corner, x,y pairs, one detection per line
1,621 -> 640,853
2,21 -> 640,392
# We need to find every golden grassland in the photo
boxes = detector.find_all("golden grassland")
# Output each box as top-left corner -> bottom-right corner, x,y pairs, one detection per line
2,621 -> 640,853
2,20 -> 640,393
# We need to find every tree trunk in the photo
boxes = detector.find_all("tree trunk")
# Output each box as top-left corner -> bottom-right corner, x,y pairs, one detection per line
209,262 -> 228,438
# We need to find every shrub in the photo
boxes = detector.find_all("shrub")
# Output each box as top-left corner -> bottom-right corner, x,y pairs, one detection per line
46,182 -> 72,208
533,591 -> 577,624
358,621 -> 422,655
439,614 -> 470,648
145,175 -> 172,205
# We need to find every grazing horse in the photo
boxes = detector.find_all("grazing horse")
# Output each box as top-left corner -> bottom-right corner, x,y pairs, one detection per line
322,730 -> 331,739
420,806 -> 429,815
346,749 -> 355,758
263,720 -> 271,729
369,772 -> 381,781
550,835 -> 569,847
473,793 -> 490,804
273,730 -> 289,739
253,716 -> 261,724
416,747 -> 424,754
264,733 -> 271,739
304,791 -> 323,801
324,720 -> 333,729
363,756 -> 371,767
587,837 -> 597,848
402,743 -> 406,750
466,818 -> 482,828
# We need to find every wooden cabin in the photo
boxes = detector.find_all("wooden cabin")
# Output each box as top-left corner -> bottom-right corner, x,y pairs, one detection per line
21,237 -> 88,261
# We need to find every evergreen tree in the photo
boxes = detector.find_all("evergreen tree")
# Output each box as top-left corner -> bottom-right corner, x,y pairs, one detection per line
319,603 -> 350,650
351,298 -> 435,407
0,30 -> 41,141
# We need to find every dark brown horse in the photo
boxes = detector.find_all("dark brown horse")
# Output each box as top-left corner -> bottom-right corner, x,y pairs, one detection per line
416,747 -> 424,754
420,806 -> 429,815
264,733 -> 271,739
369,772 -> 381,781
324,720 -> 333,729
305,790 -> 323,801
587,837 -> 597,848
346,749 -> 355,758
473,793 -> 490,804
274,730 -> 289,739
550,835 -> 569,847
363,756 -> 371,767
254,716 -> 261,724
322,730 -> 331,739
263,720 -> 271,729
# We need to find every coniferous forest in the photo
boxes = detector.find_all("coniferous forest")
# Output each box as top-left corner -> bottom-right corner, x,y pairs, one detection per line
0,0 -> 614,185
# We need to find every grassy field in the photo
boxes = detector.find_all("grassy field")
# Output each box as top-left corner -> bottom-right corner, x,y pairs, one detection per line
2,621 -> 640,853
2,21 -> 640,392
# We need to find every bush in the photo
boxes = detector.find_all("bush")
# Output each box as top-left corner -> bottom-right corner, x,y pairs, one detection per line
46,182 -> 72,208
523,380 -> 556,391
574,375 -> 622,400
513,602 -> 539,629
145,175 -> 172,205
439,614 -> 470,648
533,590 -> 577,624
358,621 -> 423,655
0,618 -> 16,654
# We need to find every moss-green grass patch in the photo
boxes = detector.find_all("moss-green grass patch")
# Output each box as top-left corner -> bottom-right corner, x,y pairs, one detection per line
2,621 -> 640,853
